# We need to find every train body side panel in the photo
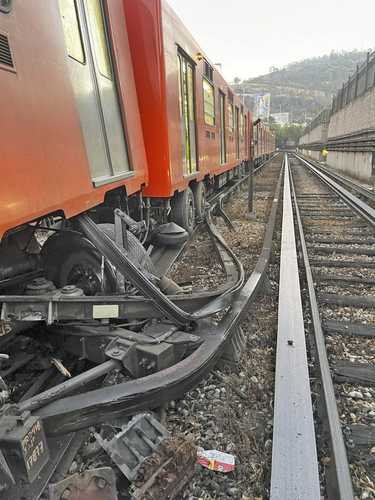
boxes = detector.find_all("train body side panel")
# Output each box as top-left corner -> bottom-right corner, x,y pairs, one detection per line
123,0 -> 171,198
124,0 -> 250,199
0,0 -> 147,238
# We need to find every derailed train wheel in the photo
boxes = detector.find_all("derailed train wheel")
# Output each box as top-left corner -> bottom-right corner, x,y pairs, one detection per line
170,186 -> 196,233
42,224 -> 155,295
192,181 -> 207,221
42,231 -> 117,295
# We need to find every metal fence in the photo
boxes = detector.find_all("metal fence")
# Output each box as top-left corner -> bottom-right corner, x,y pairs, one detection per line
332,51 -> 375,114
302,108 -> 331,136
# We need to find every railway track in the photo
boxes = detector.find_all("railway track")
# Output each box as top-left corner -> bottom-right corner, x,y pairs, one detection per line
0,155 -> 285,499
271,153 -> 375,499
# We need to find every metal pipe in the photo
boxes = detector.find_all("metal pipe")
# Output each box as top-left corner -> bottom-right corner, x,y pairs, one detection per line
247,159 -> 255,214
19,359 -> 121,413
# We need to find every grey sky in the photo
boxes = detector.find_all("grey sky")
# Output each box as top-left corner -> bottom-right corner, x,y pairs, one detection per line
167,0 -> 375,81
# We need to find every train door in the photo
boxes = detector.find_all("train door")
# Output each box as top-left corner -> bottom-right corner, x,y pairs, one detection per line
58,0 -> 130,185
235,106 -> 240,159
178,51 -> 197,176
219,91 -> 226,164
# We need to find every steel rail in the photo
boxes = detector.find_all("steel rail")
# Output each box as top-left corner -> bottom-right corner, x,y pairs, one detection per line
270,154 -> 320,500
295,155 -> 375,228
33,162 -> 284,435
291,154 -> 355,499
296,155 -> 375,204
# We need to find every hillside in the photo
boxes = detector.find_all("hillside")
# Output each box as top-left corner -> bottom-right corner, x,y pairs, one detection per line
233,50 -> 368,123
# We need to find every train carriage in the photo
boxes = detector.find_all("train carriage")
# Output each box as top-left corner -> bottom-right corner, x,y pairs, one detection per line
0,0 -> 276,321
123,0 -> 252,232
0,1 -> 277,496
0,0 -> 148,241
253,121 -> 275,166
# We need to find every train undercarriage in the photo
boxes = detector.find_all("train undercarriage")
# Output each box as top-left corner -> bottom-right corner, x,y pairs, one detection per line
0,161 -> 268,499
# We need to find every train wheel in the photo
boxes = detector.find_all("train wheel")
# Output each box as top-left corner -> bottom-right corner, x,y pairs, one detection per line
192,182 -> 207,221
42,232 -> 116,295
170,187 -> 196,233
59,249 -> 113,295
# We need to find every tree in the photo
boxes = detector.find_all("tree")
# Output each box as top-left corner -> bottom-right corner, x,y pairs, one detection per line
270,123 -> 304,147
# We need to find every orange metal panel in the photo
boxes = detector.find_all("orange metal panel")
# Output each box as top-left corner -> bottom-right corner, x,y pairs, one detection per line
124,0 -> 250,199
0,0 -> 147,239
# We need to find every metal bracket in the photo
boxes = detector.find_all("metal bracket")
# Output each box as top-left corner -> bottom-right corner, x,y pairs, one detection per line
49,467 -> 117,500
95,413 -> 169,481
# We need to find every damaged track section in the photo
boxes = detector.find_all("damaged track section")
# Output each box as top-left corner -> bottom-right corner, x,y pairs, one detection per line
0,156 -> 284,499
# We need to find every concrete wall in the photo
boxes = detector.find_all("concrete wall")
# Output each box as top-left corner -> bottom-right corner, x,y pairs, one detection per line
327,151 -> 373,180
300,149 -> 322,162
299,123 -> 328,147
308,150 -> 321,162
328,88 -> 375,138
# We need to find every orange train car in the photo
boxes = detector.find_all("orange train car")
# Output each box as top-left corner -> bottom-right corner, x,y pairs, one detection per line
0,0 -> 257,295
0,0 -> 151,295
253,121 -> 275,166
123,0 -> 252,232
0,0 -> 148,241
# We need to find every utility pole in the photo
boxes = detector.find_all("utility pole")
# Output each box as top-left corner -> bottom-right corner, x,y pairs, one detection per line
248,118 -> 261,218
247,156 -> 255,215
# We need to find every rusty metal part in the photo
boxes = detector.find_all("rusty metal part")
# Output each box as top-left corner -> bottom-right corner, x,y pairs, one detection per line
95,413 -> 170,481
1,432 -> 80,500
48,467 -> 117,500
131,437 -> 196,500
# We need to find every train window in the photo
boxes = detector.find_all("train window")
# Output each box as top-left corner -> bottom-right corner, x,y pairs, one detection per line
228,103 -> 234,134
203,78 -> 215,126
203,59 -> 214,82
86,0 -> 112,79
0,0 -> 12,13
240,109 -> 244,138
178,51 -> 198,175
59,0 -> 85,64
219,91 -> 226,164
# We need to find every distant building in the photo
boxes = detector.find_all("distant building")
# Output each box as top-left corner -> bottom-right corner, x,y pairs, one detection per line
254,93 -> 271,121
237,92 -> 271,121
271,112 -> 290,125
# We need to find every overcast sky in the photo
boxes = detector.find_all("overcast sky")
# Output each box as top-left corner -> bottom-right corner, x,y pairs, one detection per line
167,0 -> 375,81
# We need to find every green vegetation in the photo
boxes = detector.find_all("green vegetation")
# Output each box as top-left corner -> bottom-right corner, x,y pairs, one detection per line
233,50 -> 368,123
270,123 -> 305,148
